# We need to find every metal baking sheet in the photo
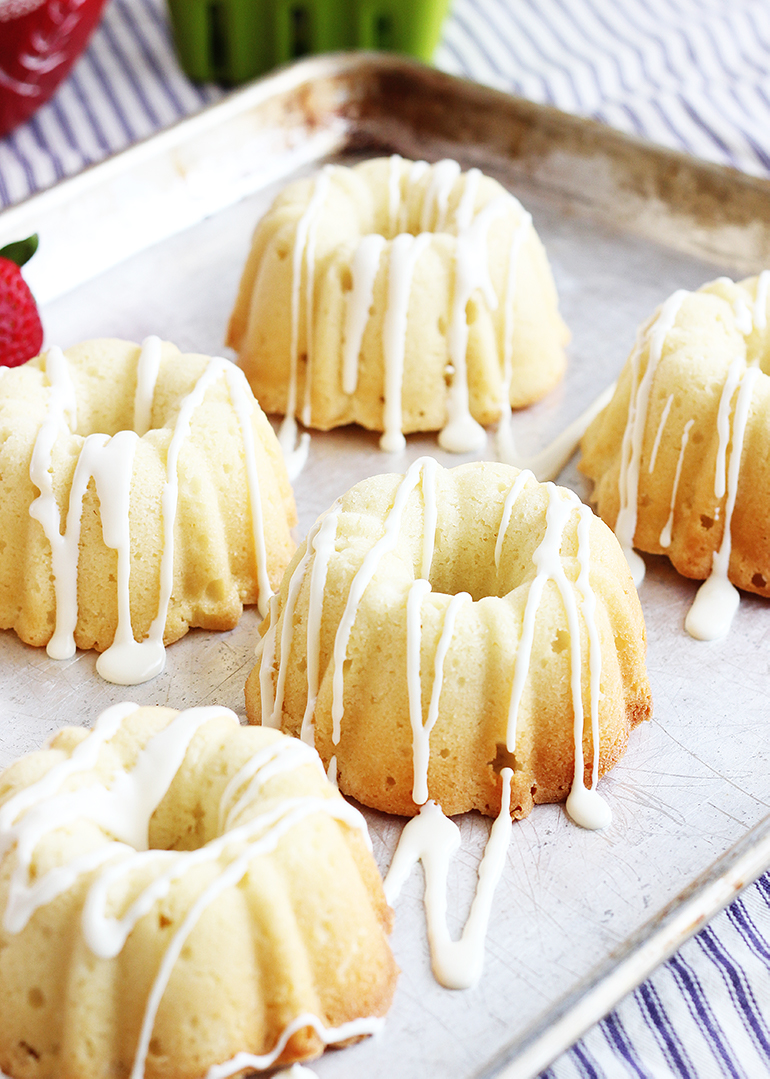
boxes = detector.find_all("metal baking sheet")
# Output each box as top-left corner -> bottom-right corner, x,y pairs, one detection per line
2,52 -> 770,1079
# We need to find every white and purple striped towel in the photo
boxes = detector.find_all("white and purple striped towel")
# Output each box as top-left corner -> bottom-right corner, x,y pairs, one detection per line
2,2 -> 770,1077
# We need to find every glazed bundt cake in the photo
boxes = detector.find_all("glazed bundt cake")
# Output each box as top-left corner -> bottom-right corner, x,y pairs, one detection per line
0,704 -> 397,1079
227,156 -> 569,462
580,273 -> 770,640
0,337 -> 297,684
245,459 -> 651,825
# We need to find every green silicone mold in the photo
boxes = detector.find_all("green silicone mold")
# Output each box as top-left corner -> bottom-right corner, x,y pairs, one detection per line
167,0 -> 450,83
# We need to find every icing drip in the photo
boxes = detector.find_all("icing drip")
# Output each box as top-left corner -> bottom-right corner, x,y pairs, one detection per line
387,154 -> 402,236
408,586 -> 469,806
714,277 -> 754,335
494,468 -> 534,570
383,770 -> 513,990
713,357 -> 744,505
381,232 -> 433,452
260,462 -> 613,991
342,234 -> 386,394
300,510 -> 341,745
28,348 -> 272,685
262,519 -> 323,729
494,199 -> 533,456
0,705 -> 376,1079
133,335 -> 162,436
497,381 -> 618,482
503,482 -> 610,829
289,158 -> 544,460
566,505 -> 611,830
659,419 -> 693,548
279,167 -> 332,475
420,158 -> 461,232
455,168 -> 481,231
331,457 -> 438,743
648,393 -> 674,474
269,1066 -> 320,1079
204,1016 -> 383,1079
440,194 -> 514,454
398,159 -> 430,232
686,362 -> 759,640
615,290 -> 688,585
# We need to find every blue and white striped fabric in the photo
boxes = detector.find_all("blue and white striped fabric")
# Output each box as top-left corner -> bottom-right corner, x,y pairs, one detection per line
2,2 -> 770,1077
436,0 -> 770,178
546,875 -> 770,1078
0,0 -> 222,208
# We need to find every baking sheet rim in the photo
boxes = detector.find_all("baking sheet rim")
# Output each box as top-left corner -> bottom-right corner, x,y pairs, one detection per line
2,50 -> 770,1079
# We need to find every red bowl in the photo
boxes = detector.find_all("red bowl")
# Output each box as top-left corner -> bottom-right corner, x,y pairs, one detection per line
0,0 -> 110,139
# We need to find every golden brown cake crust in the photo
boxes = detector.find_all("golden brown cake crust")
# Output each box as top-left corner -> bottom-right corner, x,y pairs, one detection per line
0,706 -> 397,1079
580,275 -> 770,598
246,461 -> 651,820
0,338 -> 297,657
227,157 -> 569,439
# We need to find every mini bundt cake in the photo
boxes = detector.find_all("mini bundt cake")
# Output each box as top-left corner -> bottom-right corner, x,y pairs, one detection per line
0,337 -> 297,684
580,273 -> 770,640
0,704 -> 397,1079
227,156 -> 569,461
245,459 -> 651,825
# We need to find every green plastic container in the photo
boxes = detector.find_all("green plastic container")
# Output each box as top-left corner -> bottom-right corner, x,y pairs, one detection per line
167,0 -> 450,84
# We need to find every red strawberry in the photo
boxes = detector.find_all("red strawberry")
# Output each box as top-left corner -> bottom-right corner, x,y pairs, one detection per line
0,234 -> 43,368
0,0 -> 110,139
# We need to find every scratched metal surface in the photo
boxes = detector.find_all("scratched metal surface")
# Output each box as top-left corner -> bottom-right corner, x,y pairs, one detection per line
2,54 -> 770,1079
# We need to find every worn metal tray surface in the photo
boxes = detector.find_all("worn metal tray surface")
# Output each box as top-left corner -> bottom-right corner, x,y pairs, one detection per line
2,53 -> 770,1079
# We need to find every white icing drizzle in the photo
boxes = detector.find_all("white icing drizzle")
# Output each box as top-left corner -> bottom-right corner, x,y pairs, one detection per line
408,587 -> 469,806
497,380 -> 617,482
493,198 -> 533,451
387,154 -> 402,236
285,159 -> 542,461
133,335 -> 162,436
260,461 -> 612,990
300,510 -> 341,745
686,363 -> 759,640
279,167 -> 332,475
659,419 -> 694,548
204,1015 -> 384,1079
269,1066 -> 320,1079
381,232 -> 433,452
494,468 -> 533,570
420,158 -> 461,233
648,393 -> 674,475
713,357 -> 744,504
505,484 -> 609,829
398,159 -> 430,232
383,769 -> 513,990
0,704 -> 377,1079
615,290 -> 688,585
331,457 -> 437,743
342,234 -> 386,394
256,507 -> 341,743
455,168 -> 481,231
566,504 -> 611,830
714,276 -> 754,335
440,194 -> 513,455
613,276 -> 768,641
28,348 -> 272,685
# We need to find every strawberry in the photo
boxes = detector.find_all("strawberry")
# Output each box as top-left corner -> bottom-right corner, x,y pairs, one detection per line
0,234 -> 43,368
0,0 -> 110,138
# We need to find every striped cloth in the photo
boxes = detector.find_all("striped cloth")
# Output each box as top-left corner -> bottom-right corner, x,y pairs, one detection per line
2,2 -> 770,1077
